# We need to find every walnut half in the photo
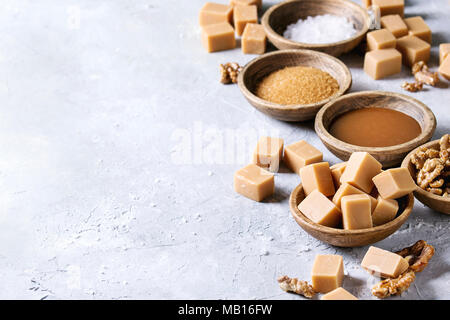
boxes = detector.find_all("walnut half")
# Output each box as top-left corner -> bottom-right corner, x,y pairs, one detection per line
412,61 -> 440,86
220,62 -> 242,84
372,270 -> 416,299
277,275 -> 316,299
371,240 -> 434,299
395,240 -> 435,273
401,81 -> 423,92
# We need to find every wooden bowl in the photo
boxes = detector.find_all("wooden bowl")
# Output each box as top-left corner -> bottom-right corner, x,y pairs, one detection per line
237,49 -> 352,122
289,182 -> 414,247
401,139 -> 450,214
315,91 -> 436,168
261,0 -> 369,57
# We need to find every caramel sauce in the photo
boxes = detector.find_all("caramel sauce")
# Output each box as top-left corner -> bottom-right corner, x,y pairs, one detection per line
329,108 -> 422,147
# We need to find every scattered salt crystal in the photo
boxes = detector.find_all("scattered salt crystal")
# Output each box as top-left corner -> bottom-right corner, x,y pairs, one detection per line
283,14 -> 358,44
298,246 -> 311,253
261,250 -> 269,256
208,171 -> 214,176
150,203 -> 157,207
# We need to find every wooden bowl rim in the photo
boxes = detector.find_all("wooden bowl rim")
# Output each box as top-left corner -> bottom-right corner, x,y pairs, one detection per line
314,91 -> 437,154
289,183 -> 414,236
261,0 -> 370,49
237,49 -> 352,111
401,139 -> 450,206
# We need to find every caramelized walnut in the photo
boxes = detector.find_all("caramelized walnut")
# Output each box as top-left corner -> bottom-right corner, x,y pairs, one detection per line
372,271 -> 416,299
417,158 -> 445,189
410,146 -> 439,170
412,61 -> 427,75
220,62 -> 242,84
414,69 -> 440,86
278,276 -> 316,299
412,61 -> 440,86
395,240 -> 435,273
372,240 -> 434,299
401,81 -> 423,92
412,135 -> 450,196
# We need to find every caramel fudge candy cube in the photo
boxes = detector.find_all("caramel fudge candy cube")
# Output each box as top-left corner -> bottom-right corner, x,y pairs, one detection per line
201,22 -> 236,53
230,0 -> 262,9
332,182 -> 365,208
283,140 -> 323,175
404,16 -> 431,44
199,2 -> 234,27
333,183 -> 377,212
321,287 -> 358,300
380,15 -> 408,38
372,0 -> 404,17
298,190 -> 342,228
233,5 -> 257,36
252,136 -> 284,172
439,43 -> 450,65
341,194 -> 373,230
372,196 -> 399,226
364,48 -> 402,80
372,168 -> 417,199
242,23 -> 266,54
340,152 -> 382,193
361,246 -> 409,278
439,55 -> 450,80
366,29 -> 396,51
234,164 -> 274,201
396,35 -> 430,67
300,162 -> 335,197
311,255 -> 344,293
331,162 -> 347,189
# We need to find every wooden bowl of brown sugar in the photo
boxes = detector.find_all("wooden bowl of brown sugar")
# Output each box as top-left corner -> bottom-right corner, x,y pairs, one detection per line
315,91 -> 437,168
289,181 -> 414,247
261,0 -> 369,57
401,139 -> 450,214
237,49 -> 352,121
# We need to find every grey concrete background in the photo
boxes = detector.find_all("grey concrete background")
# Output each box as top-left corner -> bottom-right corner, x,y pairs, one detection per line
0,0 -> 448,299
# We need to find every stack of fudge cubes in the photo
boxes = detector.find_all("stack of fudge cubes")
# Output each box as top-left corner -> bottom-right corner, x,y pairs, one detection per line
199,1 -> 267,54
362,0 -> 448,80
298,151 -> 417,229
234,136 -> 417,230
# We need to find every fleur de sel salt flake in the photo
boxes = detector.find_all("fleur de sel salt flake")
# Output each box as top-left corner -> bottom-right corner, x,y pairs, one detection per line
283,14 -> 358,44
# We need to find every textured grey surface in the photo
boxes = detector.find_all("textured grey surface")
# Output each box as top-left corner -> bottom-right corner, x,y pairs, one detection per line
0,0 -> 448,300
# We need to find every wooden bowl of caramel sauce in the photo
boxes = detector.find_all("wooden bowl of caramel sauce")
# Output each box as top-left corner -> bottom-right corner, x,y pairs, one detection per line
315,91 -> 437,168
289,177 -> 414,248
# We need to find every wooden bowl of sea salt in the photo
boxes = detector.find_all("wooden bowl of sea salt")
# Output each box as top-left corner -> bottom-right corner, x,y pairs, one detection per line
261,0 -> 369,57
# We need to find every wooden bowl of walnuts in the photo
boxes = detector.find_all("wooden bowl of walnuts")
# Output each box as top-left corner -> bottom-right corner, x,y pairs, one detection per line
401,135 -> 450,214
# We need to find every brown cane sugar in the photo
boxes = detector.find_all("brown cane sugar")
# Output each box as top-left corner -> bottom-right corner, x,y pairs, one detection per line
255,66 -> 340,105
329,108 -> 421,147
